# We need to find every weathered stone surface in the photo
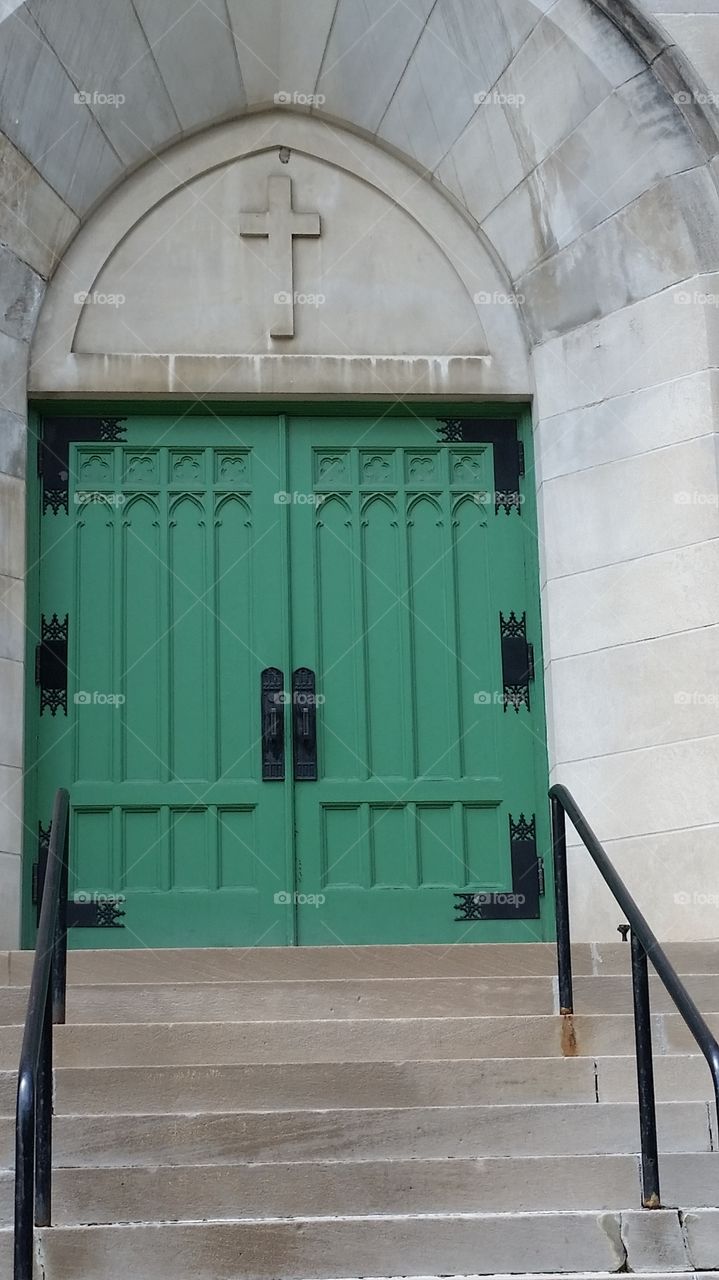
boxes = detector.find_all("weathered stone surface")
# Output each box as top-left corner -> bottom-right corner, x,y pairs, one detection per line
5,1101 -> 707,1168
6,970 -> 719,1028
379,4 -> 479,171
520,166 -> 719,341
34,1213 -> 629,1280
226,0 -> 334,108
620,1209 -> 691,1270
3,938 -> 719,1273
540,434 -> 719,579
0,854 -> 19,950
0,572 -> 23,662
317,0 -> 435,134
0,657 -> 22,768
0,131 -> 78,278
0,1154 -> 647,1226
557,735 -> 719,843
597,1053 -> 716,1103
0,473 -> 24,578
0,331 -> 29,416
0,1012 -> 643,1069
543,540 -> 719,660
534,370 -> 719,482
0,244 -> 43,342
659,13 -> 719,92
57,976 -> 561,1022
132,0 -> 246,132
6,940 -> 585,984
484,70 -> 706,279
442,0 -> 645,223
0,764 -> 22,863
684,1207 -> 719,1268
550,625 -> 719,760
0,6 -> 123,213
37,1057 -> 599,1118
534,278 -> 719,417
3,1009 -> 719,1068
0,407 -> 26,479
27,0 -> 182,165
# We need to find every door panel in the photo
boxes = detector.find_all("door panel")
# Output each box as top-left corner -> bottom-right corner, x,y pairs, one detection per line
34,415 -> 293,948
287,415 -> 549,944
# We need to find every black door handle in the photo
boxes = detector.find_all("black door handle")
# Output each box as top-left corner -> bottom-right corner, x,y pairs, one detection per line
292,668 -> 318,781
261,668 -> 285,781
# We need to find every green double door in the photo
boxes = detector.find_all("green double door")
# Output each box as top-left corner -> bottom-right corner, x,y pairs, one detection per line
29,409 -> 551,948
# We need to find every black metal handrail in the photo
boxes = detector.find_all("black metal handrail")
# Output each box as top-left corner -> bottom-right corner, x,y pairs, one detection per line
14,787 -> 70,1280
550,783 -> 719,1208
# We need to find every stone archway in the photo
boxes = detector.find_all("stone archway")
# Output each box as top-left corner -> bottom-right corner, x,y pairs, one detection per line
1,0 -> 718,945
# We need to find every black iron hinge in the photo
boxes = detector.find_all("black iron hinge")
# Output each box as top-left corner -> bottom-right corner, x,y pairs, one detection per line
500,611 -> 533,713
454,812 -> 542,922
437,417 -> 523,514
68,895 -> 126,929
34,815 -> 125,928
40,415 -> 126,515
35,613 -> 69,716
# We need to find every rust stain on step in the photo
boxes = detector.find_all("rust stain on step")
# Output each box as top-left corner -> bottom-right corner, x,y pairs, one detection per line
560,1012 -> 578,1056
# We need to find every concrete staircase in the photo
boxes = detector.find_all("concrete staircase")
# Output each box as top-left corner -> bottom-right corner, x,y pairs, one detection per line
1,941 -> 719,1278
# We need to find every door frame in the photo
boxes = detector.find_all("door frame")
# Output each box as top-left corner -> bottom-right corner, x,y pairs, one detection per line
23,400 -> 552,947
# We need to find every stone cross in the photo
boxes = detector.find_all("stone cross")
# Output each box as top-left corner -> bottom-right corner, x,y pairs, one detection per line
240,175 -> 321,338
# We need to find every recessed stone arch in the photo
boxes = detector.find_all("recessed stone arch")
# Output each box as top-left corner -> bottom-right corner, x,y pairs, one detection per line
1,0 -> 718,945
30,111 -> 531,399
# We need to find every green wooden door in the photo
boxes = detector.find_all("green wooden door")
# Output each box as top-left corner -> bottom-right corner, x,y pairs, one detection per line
28,408 -> 550,948
33,414 -> 294,948
288,414 -> 550,943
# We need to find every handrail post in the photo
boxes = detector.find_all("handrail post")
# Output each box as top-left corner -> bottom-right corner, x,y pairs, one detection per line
630,930 -> 661,1208
14,787 -> 70,1279
52,815 -> 69,1026
551,795 -> 573,1014
14,1071 -> 35,1280
34,979 -> 53,1227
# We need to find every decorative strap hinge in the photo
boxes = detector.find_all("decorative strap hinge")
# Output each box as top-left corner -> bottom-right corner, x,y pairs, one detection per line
34,816 -> 125,928
40,415 -> 127,515
36,614 -> 69,716
500,611 -> 533,713
454,811 -> 542,922
436,417 -> 523,514
68,895 -> 126,929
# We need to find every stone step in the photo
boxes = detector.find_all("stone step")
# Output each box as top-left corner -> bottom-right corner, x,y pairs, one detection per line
0,1102 -> 710,1170
5,940 -> 719,986
8,1207 -> 719,1279
1,1012 -> 717,1067
0,1054 -> 715,1119
4,973 -> 719,1026
2,1153 -> 718,1227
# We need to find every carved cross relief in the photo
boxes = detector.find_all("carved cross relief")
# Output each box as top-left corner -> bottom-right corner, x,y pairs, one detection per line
239,175 -> 321,338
